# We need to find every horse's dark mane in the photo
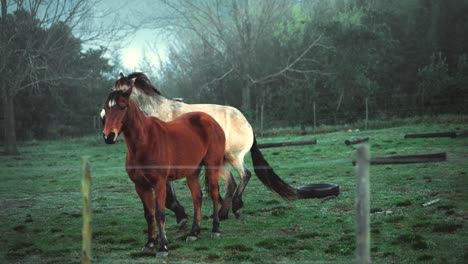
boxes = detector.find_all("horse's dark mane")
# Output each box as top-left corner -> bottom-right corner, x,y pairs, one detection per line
115,72 -> 161,96
106,90 -> 122,103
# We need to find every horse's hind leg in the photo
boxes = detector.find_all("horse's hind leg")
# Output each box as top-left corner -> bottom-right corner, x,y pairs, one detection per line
206,165 -> 221,238
231,161 -> 252,218
185,174 -> 202,241
165,182 -> 188,227
218,163 -> 237,220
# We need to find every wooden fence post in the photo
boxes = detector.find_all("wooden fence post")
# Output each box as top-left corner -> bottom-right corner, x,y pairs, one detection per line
356,145 -> 370,264
365,97 -> 368,130
82,157 -> 92,264
313,101 -> 316,132
260,103 -> 264,137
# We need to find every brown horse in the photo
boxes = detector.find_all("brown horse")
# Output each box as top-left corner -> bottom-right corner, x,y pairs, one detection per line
101,87 -> 226,257
114,72 -> 299,222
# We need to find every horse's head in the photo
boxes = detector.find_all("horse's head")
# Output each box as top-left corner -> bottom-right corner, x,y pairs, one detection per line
115,72 -> 161,95
100,87 -> 133,144
114,72 -> 134,92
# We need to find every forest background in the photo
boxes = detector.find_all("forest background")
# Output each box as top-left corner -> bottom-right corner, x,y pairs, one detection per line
1,0 -> 467,154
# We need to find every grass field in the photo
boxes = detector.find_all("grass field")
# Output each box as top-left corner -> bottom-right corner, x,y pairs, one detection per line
1,120 -> 467,263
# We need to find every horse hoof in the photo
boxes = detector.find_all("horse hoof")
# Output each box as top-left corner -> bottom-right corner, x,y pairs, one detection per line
211,233 -> 221,239
156,251 -> 169,258
142,247 -> 154,253
186,236 -> 198,242
218,211 -> 229,221
142,242 -> 156,253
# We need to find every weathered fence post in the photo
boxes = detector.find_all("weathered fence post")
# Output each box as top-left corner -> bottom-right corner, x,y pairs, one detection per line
313,101 -> 316,132
356,145 -> 370,264
260,103 -> 264,137
365,97 -> 369,130
82,157 -> 92,264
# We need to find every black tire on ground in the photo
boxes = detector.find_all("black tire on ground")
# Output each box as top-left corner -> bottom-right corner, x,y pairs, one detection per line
296,183 -> 340,199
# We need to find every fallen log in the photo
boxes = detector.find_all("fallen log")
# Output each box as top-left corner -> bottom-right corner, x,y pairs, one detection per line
404,132 -> 458,139
352,152 -> 447,165
258,139 -> 317,149
456,130 -> 468,138
345,136 -> 369,145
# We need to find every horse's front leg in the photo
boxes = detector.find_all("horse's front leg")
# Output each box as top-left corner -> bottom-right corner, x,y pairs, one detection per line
185,175 -> 202,241
154,180 -> 169,257
217,166 -> 237,220
134,184 -> 157,252
232,166 -> 252,218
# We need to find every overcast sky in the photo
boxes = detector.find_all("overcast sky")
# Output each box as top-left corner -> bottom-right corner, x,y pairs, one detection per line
95,0 -> 169,71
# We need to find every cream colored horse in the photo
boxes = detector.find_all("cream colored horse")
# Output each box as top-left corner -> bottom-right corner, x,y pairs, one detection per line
114,72 -> 298,221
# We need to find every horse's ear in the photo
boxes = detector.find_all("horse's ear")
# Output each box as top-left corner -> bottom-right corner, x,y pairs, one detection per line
119,72 -> 125,78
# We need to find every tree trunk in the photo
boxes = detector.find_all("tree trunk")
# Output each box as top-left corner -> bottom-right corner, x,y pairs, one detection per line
2,88 -> 19,155
425,0 -> 440,53
241,81 -> 251,117
1,0 -> 18,155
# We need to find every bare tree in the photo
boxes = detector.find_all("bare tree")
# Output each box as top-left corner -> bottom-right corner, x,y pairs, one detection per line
0,0 -> 126,154
141,0 -> 326,115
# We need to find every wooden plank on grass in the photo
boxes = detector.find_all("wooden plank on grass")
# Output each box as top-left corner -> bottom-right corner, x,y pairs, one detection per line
257,139 -> 317,149
456,130 -> 468,138
352,152 -> 447,165
345,136 -> 369,145
404,132 -> 458,139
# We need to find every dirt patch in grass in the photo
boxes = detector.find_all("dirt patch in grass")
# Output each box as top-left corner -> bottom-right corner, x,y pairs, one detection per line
394,199 -> 412,207
258,205 -> 292,213
384,215 -> 405,223
331,204 -> 353,212
412,221 -> 432,229
129,251 -> 154,259
6,242 -> 42,259
417,254 -> 434,261
324,242 -> 353,256
194,246 -> 208,251
223,244 -> 253,252
432,223 -> 463,233
206,253 -> 221,261
264,199 -> 281,205
392,234 -> 428,250
437,204 -> 456,211
276,224 -> 303,236
222,253 -> 260,262
256,240 -> 277,249
295,232 -> 320,239
13,225 -> 27,233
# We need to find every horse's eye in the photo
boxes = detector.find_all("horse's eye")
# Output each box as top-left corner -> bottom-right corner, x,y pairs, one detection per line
120,105 -> 127,110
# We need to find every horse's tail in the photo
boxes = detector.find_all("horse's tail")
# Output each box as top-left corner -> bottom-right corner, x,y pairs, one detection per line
250,135 -> 298,201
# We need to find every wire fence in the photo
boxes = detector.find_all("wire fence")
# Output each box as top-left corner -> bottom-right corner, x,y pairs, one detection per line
254,92 -> 468,132
1,90 -> 467,144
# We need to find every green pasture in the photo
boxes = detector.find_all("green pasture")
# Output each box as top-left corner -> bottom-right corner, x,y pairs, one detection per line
1,121 -> 467,263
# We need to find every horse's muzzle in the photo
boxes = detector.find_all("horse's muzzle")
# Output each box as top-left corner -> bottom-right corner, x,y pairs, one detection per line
103,132 -> 118,144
